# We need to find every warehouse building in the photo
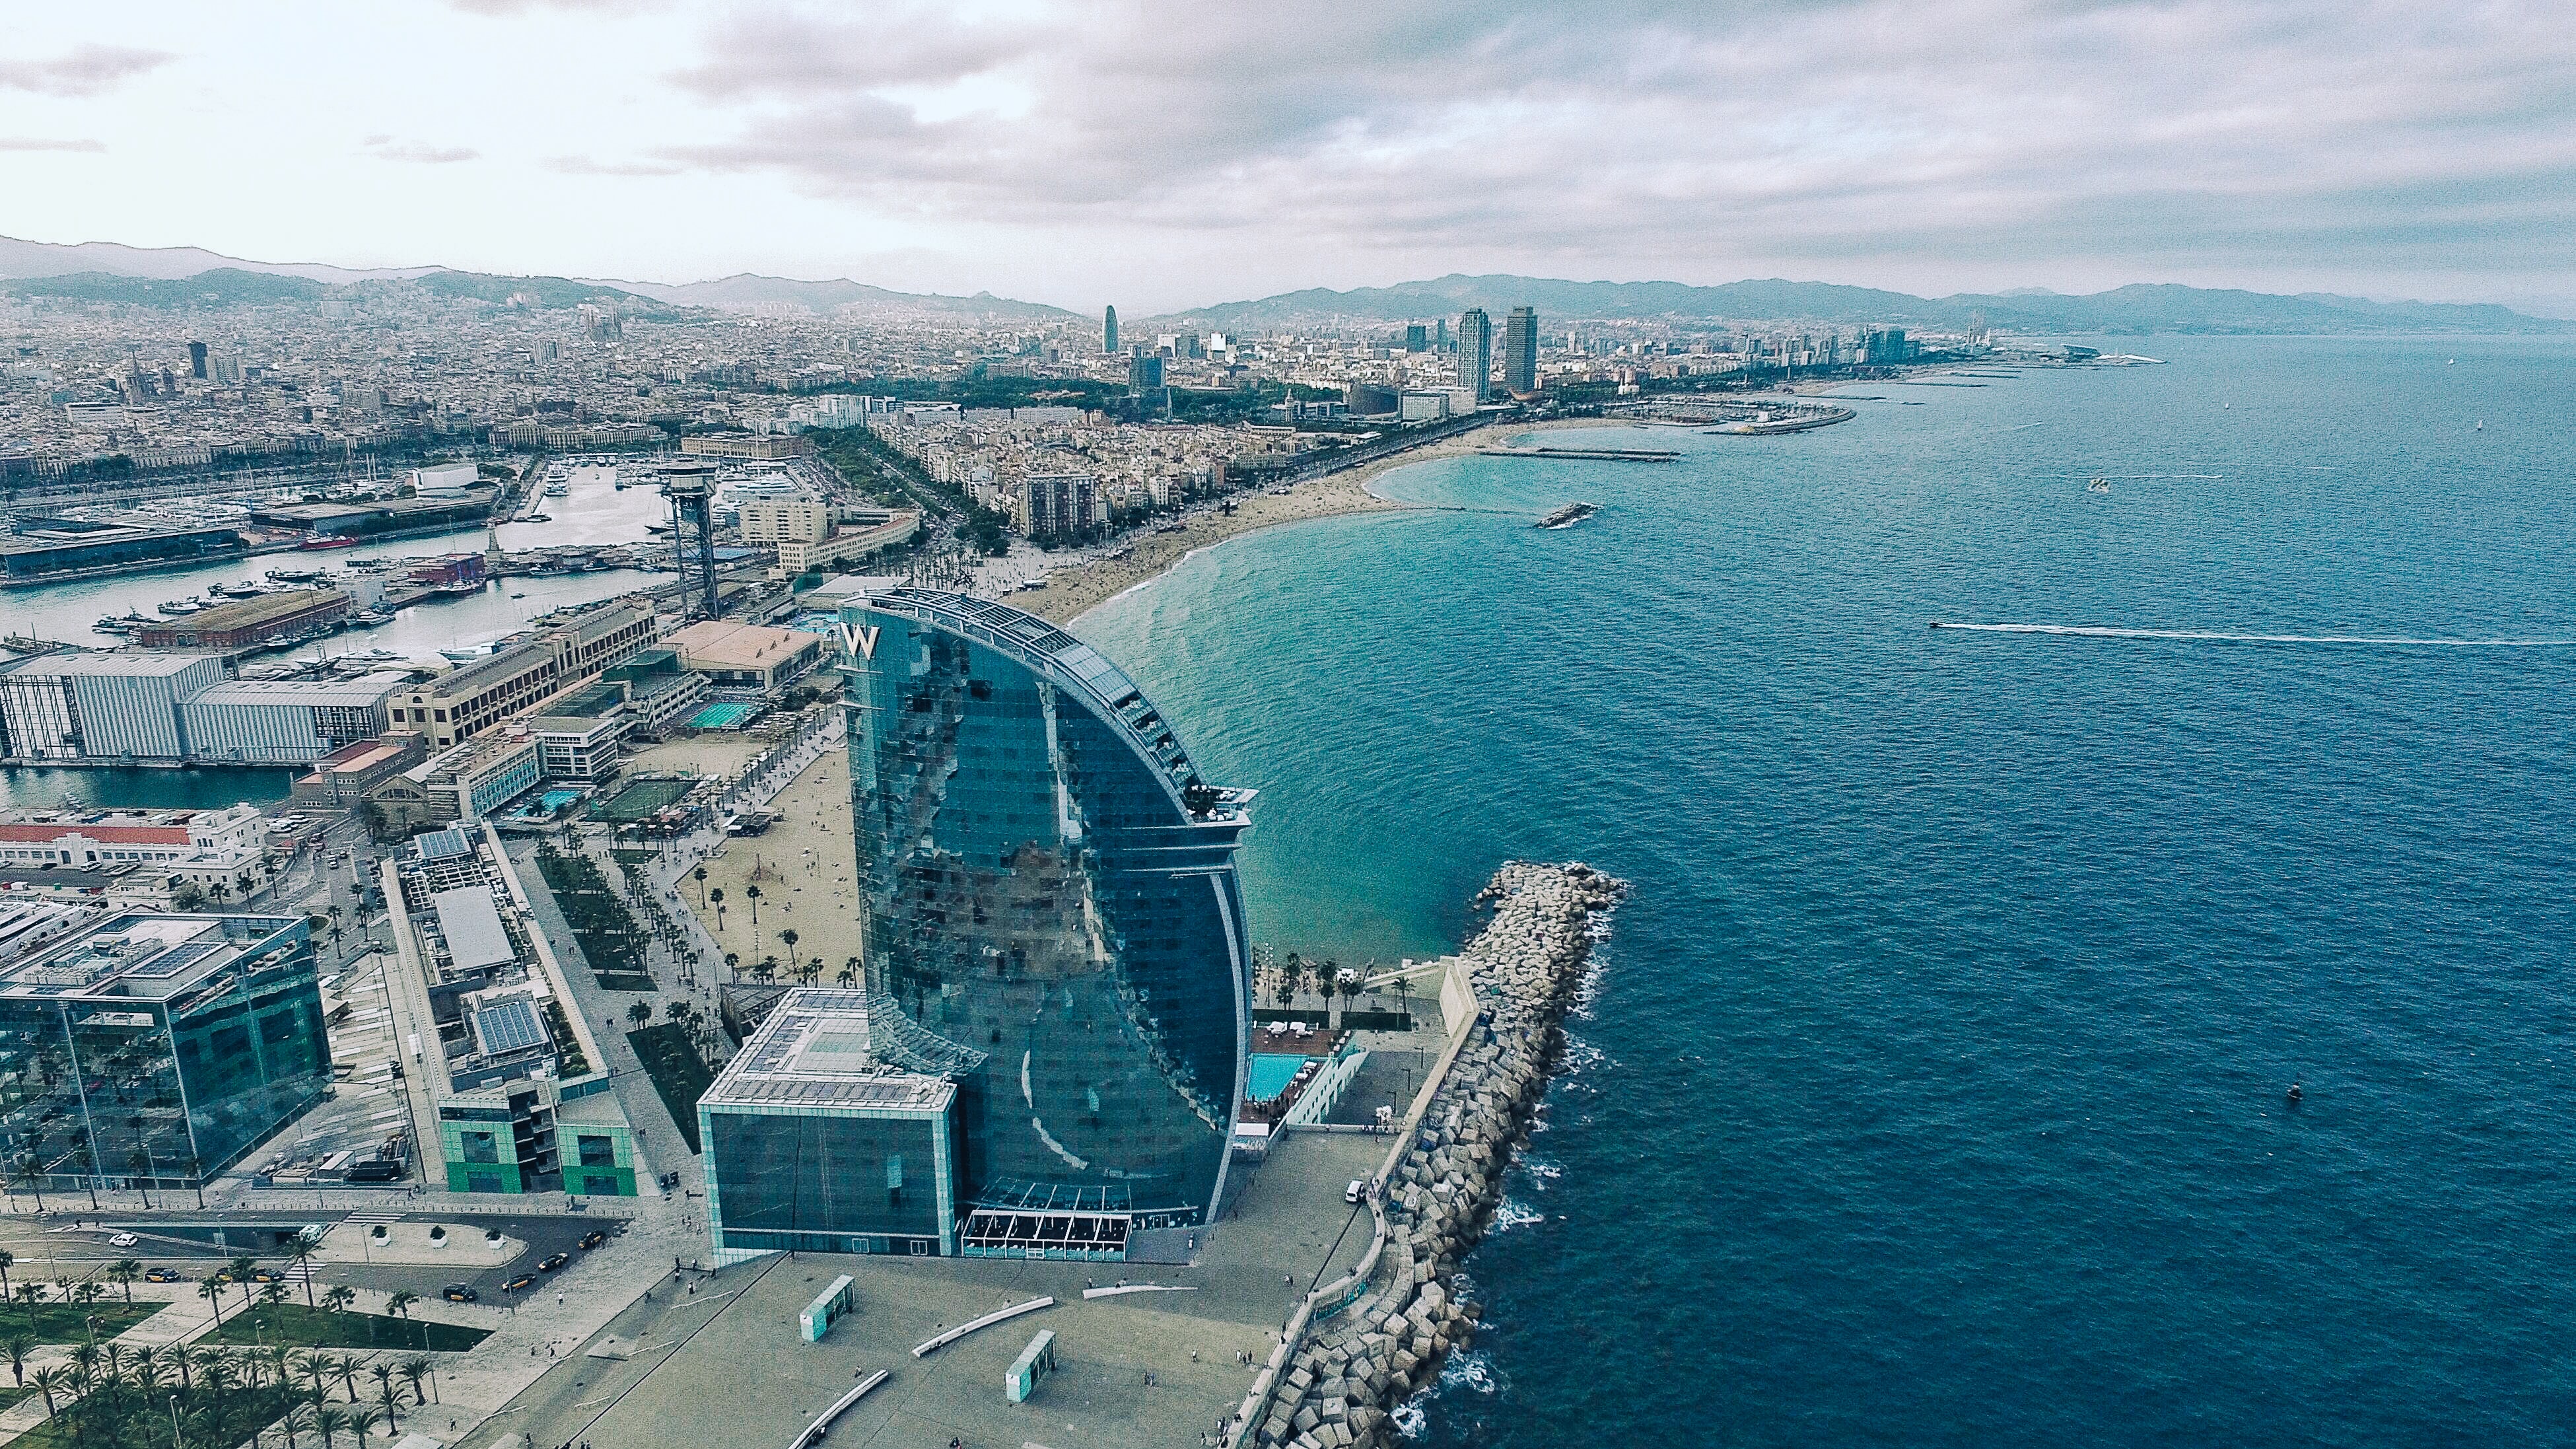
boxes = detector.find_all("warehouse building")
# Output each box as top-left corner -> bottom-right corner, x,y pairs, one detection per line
133,590 -> 351,651
180,676 -> 405,764
0,653 -> 224,761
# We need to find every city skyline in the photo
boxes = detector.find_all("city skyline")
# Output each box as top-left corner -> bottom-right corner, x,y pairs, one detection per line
5,3 -> 2573,316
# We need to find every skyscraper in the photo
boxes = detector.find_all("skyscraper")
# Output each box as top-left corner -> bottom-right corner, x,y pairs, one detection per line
1103,304 -> 1118,354
187,341 -> 208,379
842,588 -> 1255,1234
1457,308 -> 1492,404
1504,306 -> 1539,395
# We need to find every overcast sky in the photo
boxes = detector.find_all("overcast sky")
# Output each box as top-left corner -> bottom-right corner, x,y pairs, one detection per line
4,1 -> 2571,314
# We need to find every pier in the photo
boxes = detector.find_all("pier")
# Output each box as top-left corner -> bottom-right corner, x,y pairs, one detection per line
1477,445 -> 1679,462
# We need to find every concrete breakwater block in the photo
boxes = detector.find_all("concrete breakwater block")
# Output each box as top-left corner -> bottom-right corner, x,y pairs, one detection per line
1249,861 -> 1630,1448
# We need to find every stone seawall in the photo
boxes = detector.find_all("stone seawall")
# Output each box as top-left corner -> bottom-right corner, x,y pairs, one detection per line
1241,861 -> 1630,1449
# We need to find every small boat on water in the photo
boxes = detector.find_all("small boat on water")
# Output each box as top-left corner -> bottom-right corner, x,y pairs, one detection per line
298,533 -> 360,550
158,598 -> 206,616
2087,477 -> 2110,493
544,483 -> 569,496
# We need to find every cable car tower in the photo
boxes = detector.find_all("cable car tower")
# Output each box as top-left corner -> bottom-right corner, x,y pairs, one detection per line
661,460 -> 721,621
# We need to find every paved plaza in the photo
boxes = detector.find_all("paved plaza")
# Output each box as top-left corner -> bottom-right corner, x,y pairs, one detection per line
485,1131 -> 1389,1449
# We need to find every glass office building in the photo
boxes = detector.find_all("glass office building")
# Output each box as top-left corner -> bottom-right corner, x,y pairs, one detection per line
840,588 -> 1253,1236
701,989 -> 957,1263
0,913 -> 330,1190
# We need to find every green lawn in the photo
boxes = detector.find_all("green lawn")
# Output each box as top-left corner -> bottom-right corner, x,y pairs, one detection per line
201,1304 -> 489,1351
627,1022 -> 713,1152
0,1300 -> 163,1343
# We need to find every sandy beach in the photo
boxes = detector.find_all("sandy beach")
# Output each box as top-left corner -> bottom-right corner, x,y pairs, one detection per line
1028,417 -> 1611,625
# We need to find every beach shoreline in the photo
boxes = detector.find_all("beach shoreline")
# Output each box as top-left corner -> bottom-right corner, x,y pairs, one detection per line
1036,417 -> 1614,626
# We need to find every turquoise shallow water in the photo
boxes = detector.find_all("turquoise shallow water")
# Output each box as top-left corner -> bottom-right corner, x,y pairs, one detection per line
1077,336 -> 2576,1446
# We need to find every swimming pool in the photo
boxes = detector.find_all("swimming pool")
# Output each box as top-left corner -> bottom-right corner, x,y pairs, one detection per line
687,701 -> 762,730
1247,1053 -> 1311,1103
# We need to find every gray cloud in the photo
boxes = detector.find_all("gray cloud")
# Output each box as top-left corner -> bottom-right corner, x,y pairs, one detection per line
0,44 -> 174,97
368,140 -> 482,165
0,137 -> 107,153
650,0 -> 2576,300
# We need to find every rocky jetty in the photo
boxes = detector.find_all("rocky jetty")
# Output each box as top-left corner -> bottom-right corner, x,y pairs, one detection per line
1243,861 -> 1630,1449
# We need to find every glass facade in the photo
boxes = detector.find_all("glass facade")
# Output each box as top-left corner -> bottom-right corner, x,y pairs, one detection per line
843,590 -> 1252,1228
705,1107 -> 948,1254
0,915 -> 329,1189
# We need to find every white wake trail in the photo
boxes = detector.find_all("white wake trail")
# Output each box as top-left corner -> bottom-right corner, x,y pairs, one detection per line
1932,623 -> 2576,646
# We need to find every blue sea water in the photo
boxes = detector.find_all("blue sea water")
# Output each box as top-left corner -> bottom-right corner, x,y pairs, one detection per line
1075,336 -> 2576,1446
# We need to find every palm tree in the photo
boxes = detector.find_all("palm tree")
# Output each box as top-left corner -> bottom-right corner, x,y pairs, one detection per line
385,1292 -> 419,1349
260,1281 -> 293,1315
744,883 -> 761,925
11,1154 -> 43,1213
163,1340 -> 194,1392
778,928 -> 799,970
397,1356 -> 432,1405
227,1256 -> 260,1308
197,1275 -> 228,1328
109,1258 -> 141,1305
285,1242 -> 320,1309
15,1281 -> 50,1318
27,1364 -> 71,1420
367,1361 -> 396,1411
627,1001 -> 652,1027
283,1402 -> 315,1449
291,1350 -> 331,1401
321,1285 -> 356,1316
331,1352 -> 362,1401
693,865 -> 709,904
2,1331 -> 29,1388
351,1403 -> 387,1443
312,1404 -> 349,1449
839,956 -> 859,987
0,1250 -> 13,1306
708,887 -> 724,929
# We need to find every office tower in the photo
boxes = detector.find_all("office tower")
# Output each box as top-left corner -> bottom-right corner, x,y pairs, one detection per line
1103,305 -> 1118,354
187,341 -> 208,378
1128,353 -> 1164,391
1436,318 -> 1449,351
1458,308 -> 1493,404
1405,323 -> 1428,353
1504,306 -> 1539,394
0,911 -> 330,1190
843,588 -> 1255,1235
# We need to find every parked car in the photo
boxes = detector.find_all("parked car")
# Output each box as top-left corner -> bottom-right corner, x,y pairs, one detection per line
250,1269 -> 283,1283
1344,1179 -> 1366,1205
538,1252 -> 569,1273
577,1230 -> 607,1250
441,1284 -> 478,1302
503,1273 -> 538,1292
145,1267 -> 183,1283
108,1232 -> 138,1248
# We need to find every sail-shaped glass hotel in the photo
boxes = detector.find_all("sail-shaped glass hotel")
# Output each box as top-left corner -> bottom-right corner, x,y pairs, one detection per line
835,587 -> 1251,1248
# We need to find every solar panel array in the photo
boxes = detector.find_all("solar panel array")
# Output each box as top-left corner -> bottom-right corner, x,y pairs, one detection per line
475,999 -> 548,1056
415,828 -> 473,862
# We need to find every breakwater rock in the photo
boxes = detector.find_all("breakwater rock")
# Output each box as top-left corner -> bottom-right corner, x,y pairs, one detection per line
1245,861 -> 1629,1449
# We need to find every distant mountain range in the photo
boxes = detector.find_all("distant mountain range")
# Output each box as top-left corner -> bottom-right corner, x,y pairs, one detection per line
586,272 -> 1076,322
1144,274 -> 2575,335
0,236 -> 1073,322
0,234 -> 436,286
3,236 -> 2565,334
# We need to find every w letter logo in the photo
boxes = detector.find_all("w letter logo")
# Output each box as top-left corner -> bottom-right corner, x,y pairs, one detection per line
839,623 -> 882,660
